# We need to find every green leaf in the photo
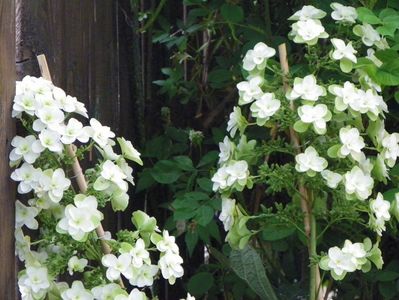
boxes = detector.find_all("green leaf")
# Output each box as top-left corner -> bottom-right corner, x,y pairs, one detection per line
208,68 -> 232,88
221,4 -> 244,23
187,272 -> 214,297
378,281 -> 398,300
150,160 -> 182,184
135,168 -> 156,193
293,120 -> 309,133
173,155 -> 195,171
379,8 -> 398,19
185,229 -> 199,257
357,7 -> 382,24
382,188 -> 399,202
373,60 -> 399,86
374,49 -> 399,62
376,270 -> 399,282
197,177 -> 213,192
197,150 -> 219,168
327,144 -> 341,158
195,205 -> 214,226
340,59 -> 353,73
230,245 -> 278,300
377,24 -> 397,37
262,224 -> 295,241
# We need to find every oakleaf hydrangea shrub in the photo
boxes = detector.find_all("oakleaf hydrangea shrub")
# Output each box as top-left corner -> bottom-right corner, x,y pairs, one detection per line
12,76 -> 193,300
212,2 -> 399,297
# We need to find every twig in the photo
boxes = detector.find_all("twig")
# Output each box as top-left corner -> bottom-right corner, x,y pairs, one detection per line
277,44 -> 322,300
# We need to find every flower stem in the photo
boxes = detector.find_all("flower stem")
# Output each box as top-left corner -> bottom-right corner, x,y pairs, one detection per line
309,209 -> 317,300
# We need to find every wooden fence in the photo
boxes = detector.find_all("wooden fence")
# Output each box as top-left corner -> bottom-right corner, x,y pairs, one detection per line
0,0 -> 16,298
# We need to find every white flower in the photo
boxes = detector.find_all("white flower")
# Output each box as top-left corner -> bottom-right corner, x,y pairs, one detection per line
117,158 -> 135,185
321,170 -> 342,189
102,253 -> 131,281
242,42 -> 276,71
288,5 -> 326,21
331,38 -> 357,72
125,264 -> 159,287
212,160 -> 250,192
13,91 -> 37,117
67,96 -> 89,118
35,129 -> 63,153
61,281 -> 93,300
15,200 -> 39,229
92,283 -> 125,300
219,197 -> 236,231
158,251 -> 184,285
15,228 -> 31,262
37,168 -> 71,203
117,137 -> 143,165
370,193 -> 390,221
60,118 -> 91,144
9,135 -> 42,165
338,127 -> 365,162
370,193 -> 391,236
52,86 -> 71,111
89,118 -> 116,147
180,293 -> 196,300
115,289 -> 148,300
287,75 -> 326,101
94,160 -> 128,192
342,240 -> 367,262
236,76 -> 263,105
250,93 -> 281,126
353,23 -> 381,47
327,247 -> 357,276
331,3 -> 357,24
381,132 -> 399,167
36,106 -> 65,130
11,163 -> 41,194
129,238 -> 150,268
329,81 -> 359,112
366,48 -> 383,67
157,230 -> 180,254
218,136 -> 234,164
19,266 -> 50,296
344,166 -> 374,200
290,19 -> 329,46
57,195 -> 103,241
68,256 -> 88,275
212,160 -> 249,192
227,106 -> 246,137
297,104 -> 331,134
295,146 -> 327,176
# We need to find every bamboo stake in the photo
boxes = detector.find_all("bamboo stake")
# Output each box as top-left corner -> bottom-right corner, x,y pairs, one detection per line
37,54 -> 124,287
277,44 -> 322,300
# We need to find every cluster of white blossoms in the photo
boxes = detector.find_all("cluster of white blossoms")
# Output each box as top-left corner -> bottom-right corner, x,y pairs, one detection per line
12,76 -> 188,299
320,239 -> 382,280
212,2 -> 399,284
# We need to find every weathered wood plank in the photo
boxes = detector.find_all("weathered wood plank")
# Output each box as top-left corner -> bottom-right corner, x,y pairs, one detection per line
0,0 -> 16,298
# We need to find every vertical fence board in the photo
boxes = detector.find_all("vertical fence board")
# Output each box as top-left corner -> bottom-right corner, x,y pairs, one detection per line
0,0 -> 16,298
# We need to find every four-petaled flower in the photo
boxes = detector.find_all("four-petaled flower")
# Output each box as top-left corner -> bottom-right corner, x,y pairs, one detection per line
243,42 -> 276,72
287,75 -> 326,101
295,146 -> 328,176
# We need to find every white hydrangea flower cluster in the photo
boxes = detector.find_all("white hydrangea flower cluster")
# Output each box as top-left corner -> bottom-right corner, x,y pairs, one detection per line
212,3 -> 399,285
11,76 -> 185,299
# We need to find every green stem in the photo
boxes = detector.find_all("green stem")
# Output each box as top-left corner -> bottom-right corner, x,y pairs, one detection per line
138,0 -> 167,33
309,211 -> 317,300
